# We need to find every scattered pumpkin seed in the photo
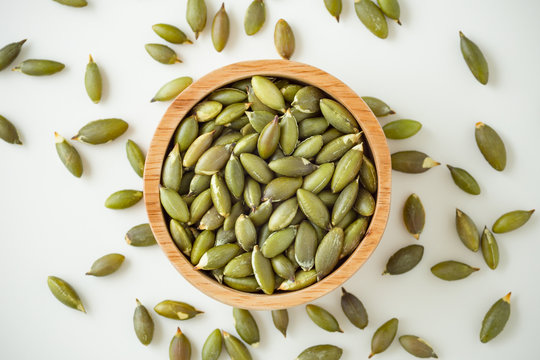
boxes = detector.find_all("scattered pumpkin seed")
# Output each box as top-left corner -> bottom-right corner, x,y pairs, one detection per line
0,115 -> 22,145
271,309 -> 289,337
431,260 -> 479,281
105,190 -> 143,209
86,253 -> 125,276
154,300 -> 203,320
383,245 -> 423,275
125,223 -> 157,247
403,194 -> 425,239
153,23 -> 192,45
126,139 -> 145,178
169,327 -> 191,360
378,0 -> 401,24
133,299 -> 154,346
186,0 -> 207,39
324,0 -> 342,22
0,39 -> 26,71
233,308 -> 260,347
274,19 -> 295,60
481,227 -> 499,270
460,31 -> 489,85
475,122 -> 506,171
202,329 -> 222,360
480,292 -> 511,343
341,288 -> 368,329
362,96 -> 395,117
54,132 -> 82,177
211,3 -> 230,52
47,276 -> 85,313
222,331 -> 252,360
492,209 -> 534,233
354,0 -> 388,39
306,304 -> 343,333
383,119 -> 421,139
399,335 -> 438,359
72,118 -> 128,144
391,151 -> 440,173
12,59 -> 65,75
145,43 -> 181,64
447,165 -> 480,195
296,344 -> 343,360
244,0 -> 266,35
369,318 -> 398,358
152,76 -> 193,102
84,55 -> 102,103
456,209 -> 480,252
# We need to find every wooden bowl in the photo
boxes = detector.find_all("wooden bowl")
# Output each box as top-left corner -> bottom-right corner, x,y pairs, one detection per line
144,60 -> 391,310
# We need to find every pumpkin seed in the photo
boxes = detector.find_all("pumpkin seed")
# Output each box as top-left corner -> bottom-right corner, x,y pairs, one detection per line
196,243 -> 241,270
296,344 -> 343,360
271,254 -> 296,281
201,329 -> 222,360
144,43 -> 181,64
281,84 -> 302,103
216,103 -> 251,126
460,31 -> 489,85
293,86 -> 325,114
184,132 -> 215,168
370,318 -> 399,358
320,98 -> 359,134
294,221 -> 318,271
190,230 -> 215,265
306,304 -> 343,333
162,144 -> 183,191
200,120 -> 223,136
233,308 -> 260,347
249,199 -> 273,226
234,133 -> 259,155
268,197 -> 298,231
12,59 -> 65,75
252,245 -> 275,294
278,269 -> 317,290
152,76 -> 193,102
256,116 -> 281,159
331,143 -> 363,193
47,276 -> 86,313
224,276 -> 260,292
240,153 -> 274,184
383,245 -> 423,275
324,0 -> 342,21
125,139 -> 145,178
210,173 -> 231,216
244,178 -> 262,210
455,209 -> 480,252
297,188 -> 330,229
293,135 -> 323,159
154,300 -> 203,320
383,120 -> 421,139
332,179 -> 359,225
431,260 -> 479,281
153,24 -> 192,45
160,187 -> 190,222
354,187 -> 375,216
252,76 -> 286,113
211,3 -> 230,52
72,118 -> 128,144
169,327 -> 191,360
105,190 -> 143,209
208,88 -> 247,106
0,115 -> 22,145
86,253 -> 125,276
195,101 -> 223,122
481,227 -> 499,270
261,227 -> 297,258
244,0 -> 266,35
269,156 -> 317,177
189,189 -> 212,224
54,132 -> 82,177
248,86 -> 277,113
475,122 -> 506,171
246,111 -> 275,132
133,299 -> 154,346
186,0 -> 207,39
215,227 -> 236,246
279,110 -> 299,155
195,144 -> 233,175
271,309 -> 289,337
174,116 -> 199,152
315,227 -> 344,280
224,154 -> 244,199
480,292 -> 511,343
447,165 -> 480,195
84,55 -> 102,103
341,288 -> 368,329
274,19 -> 295,60
179,172 -> 195,195
0,39 -> 26,71
362,96 -> 395,117
235,215 -> 257,251
298,117 -> 329,138
321,128 -> 343,144
359,155 -> 378,193
354,0 -> 388,39
403,194 -> 425,239
492,209 -> 534,233
222,202 -> 243,231
302,163 -> 335,194
125,223 -> 157,247
222,331 -> 252,360
170,219 -> 193,255
378,0 -> 401,23
391,151 -> 440,173
316,133 -> 361,164
53,0 -> 87,6
341,216 -> 369,257
224,252 -> 253,278
263,176 -> 303,202
318,190 -> 339,207
399,335 -> 438,359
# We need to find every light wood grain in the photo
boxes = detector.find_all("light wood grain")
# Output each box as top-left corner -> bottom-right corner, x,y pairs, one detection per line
144,60 -> 391,310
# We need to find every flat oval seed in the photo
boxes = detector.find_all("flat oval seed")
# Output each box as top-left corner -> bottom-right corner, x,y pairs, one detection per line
321,128 -> 343,144
47,276 -> 85,313
249,199 -> 273,226
370,318 -> 399,358
302,163 -> 335,194
320,98 -> 359,134
324,0 -> 342,21
315,227 -> 344,280
256,115 -> 281,159
378,0 -> 401,22
340,215 -> 369,257
431,260 -> 479,281
195,144 -> 233,175
0,39 -> 26,71
195,243 -> 241,270
295,221 -> 318,271
281,83 -> 302,103
55,132 -> 82,177
211,3 -> 230,52
72,118 -> 128,144
447,165 -> 480,195
152,24 -> 192,44
293,135 -> 323,159
222,331 -> 252,360
306,304 -> 343,333
293,86 -> 325,114
126,139 -> 145,178
383,245 -> 424,275
175,116 -> 199,152
316,132 -> 362,164
460,31 -> 489,85
271,309 -> 289,337
208,88 -> 247,106
152,76 -> 193,102
475,122 -> 506,171
84,55 -> 102,103
216,103 -> 251,126
160,187 -> 190,222
297,188 -> 330,229
492,209 -> 534,233
279,110 -> 299,155
105,190 -> 143,209
86,253 -> 125,276
210,173 -> 231,216
331,143 -> 364,193
332,179 -> 359,226
133,299 -> 154,345
53,0 -> 87,6
297,344 -> 343,360
162,144 -> 183,191
354,187 -> 375,216
403,194 -> 425,239
184,131 -> 216,168
224,154 -> 245,199
481,227 -> 499,270
271,254 -> 296,281
268,197 -> 298,231
263,176 -> 303,202
240,153 -> 274,184
170,219 -> 193,256
224,276 -> 260,293
274,19 -> 295,60
341,288 -> 368,329
456,209 -> 480,252
223,252 -> 253,278
298,117 -> 329,138
362,96 -> 395,117
194,101 -> 223,122
261,227 -> 297,258
248,86 -> 277,114
269,156 -> 317,177
354,0 -> 388,39
12,59 -> 64,75
202,329 -> 222,360
245,0 -> 266,35
144,44 -> 181,64
224,202 -> 244,231
125,224 -> 157,247
234,133 -> 259,155
0,115 -> 22,144
480,292 -> 511,343
169,328 -> 191,360
236,215 -> 257,251
391,151 -> 440,173
244,178 -> 262,210
252,76 -> 286,113
191,230 -> 215,265
215,227 -> 236,246
189,189 -> 212,224
252,245 -> 275,294
186,0 -> 207,39
233,308 -> 260,347
246,111 -> 275,132
399,335 -> 438,359
278,269 -> 317,291
319,190 -> 339,208
383,119 -> 422,139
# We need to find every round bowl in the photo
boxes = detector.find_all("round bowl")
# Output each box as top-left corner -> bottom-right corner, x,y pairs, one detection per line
144,60 -> 391,310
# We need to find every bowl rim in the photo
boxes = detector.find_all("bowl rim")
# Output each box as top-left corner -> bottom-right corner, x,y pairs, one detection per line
144,59 -> 391,310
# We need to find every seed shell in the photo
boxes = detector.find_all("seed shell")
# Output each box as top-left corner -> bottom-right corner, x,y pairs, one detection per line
403,194 -> 425,240
144,43 -> 181,64
456,209 -> 480,252
86,253 -> 125,276
370,318 -> 399,358
296,344 -> 343,360
105,190 -> 143,209
152,76 -> 193,102
169,327 -> 191,360
306,304 -> 343,333
186,0 -> 207,39
0,39 -> 26,71
212,3 -> 230,52
475,122 -> 506,171
125,223 -> 157,247
480,292 -> 511,343
354,0 -> 388,39
460,31 -> 489,85
152,23 -> 192,44
481,227 -> 499,270
383,120 -> 421,139
47,276 -> 86,313
341,288 -> 368,329
12,59 -> 65,75
492,209 -> 534,233
399,335 -> 438,359
133,299 -> 154,346
233,308 -> 260,347
362,96 -> 395,117
274,19 -> 295,60
54,132 -> 82,177
222,331 -> 252,360
271,309 -> 289,337
324,0 -> 342,22
431,260 -> 479,281
72,118 -> 128,144
383,244 -> 423,275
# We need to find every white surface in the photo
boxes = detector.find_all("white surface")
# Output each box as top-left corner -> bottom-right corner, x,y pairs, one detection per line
0,0 -> 539,359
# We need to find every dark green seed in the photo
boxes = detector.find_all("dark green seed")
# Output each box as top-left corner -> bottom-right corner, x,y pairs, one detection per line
324,0 -> 342,22
72,118 -> 128,144
306,304 -> 343,333
0,115 -> 22,145
224,276 -> 260,292
134,299 -> 154,346
383,120 -> 421,139
431,261 -> 479,281
403,194 -> 425,240
274,19 -> 295,60
296,344 -> 343,360
480,292 -> 511,343
341,288 -> 368,329
391,151 -> 440,173
456,209 -> 480,252
125,224 -> 157,247
271,309 -> 289,337
354,0 -> 388,39
0,39 -> 26,71
362,96 -> 395,117
475,122 -> 506,171
12,59 -> 65,75
54,132 -> 82,177
481,227 -> 499,270
370,318 -> 398,358
126,140 -> 145,178
383,245 -> 423,275
105,190 -> 143,209
240,153 -> 274,184
314,227 -> 344,280
447,165 -> 480,195
233,308 -> 260,347
460,31 -> 489,85
341,216 -> 369,258
169,327 -> 191,360
492,209 -> 534,233
86,253 -> 125,276
399,335 -> 438,359
297,188 -> 330,230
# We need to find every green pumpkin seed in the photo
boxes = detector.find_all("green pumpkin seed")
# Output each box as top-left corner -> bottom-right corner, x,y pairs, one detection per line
125,139 -> 145,178
263,176 -> 302,201
222,331 -> 252,360
153,24 -> 192,45
84,55 -> 102,103
184,131 -> 215,168
324,0 -> 342,22
335,211 -> 357,232
209,173 -> 230,216
233,308 -> 260,347
303,163 -> 335,194
341,288 -> 368,329
297,188 -> 330,229
456,209 -> 480,251
235,214 -> 257,251
125,223 -> 157,247
244,178 -> 262,210
431,260 -> 479,281
354,187 -> 375,216
170,219 -> 193,255
271,254 -> 296,281
186,0 -> 207,39
370,318 -> 399,358
383,120 -> 421,139
298,117 -> 329,138
195,144 -> 233,175
133,299 -> 154,346
214,131 -> 242,147
256,115 -> 281,159
403,194 -> 424,240
391,151 -> 440,173
316,132 -> 362,164
279,110 -> 299,155
190,230 -> 215,265
224,252 -> 253,278
261,227 -> 297,258
179,172 -> 195,195
293,135 -> 323,159
295,221 -> 318,271
169,327 -> 191,360
152,76 -> 193,102
481,227 -> 499,270
331,143 -> 363,193
0,115 -> 22,145
268,197 -> 298,231
290,107 -> 315,122
274,19 -> 295,60
234,133 -> 259,155
216,103 -> 250,126
447,165 -> 480,195
293,86 -> 325,114
244,0 -> 266,35
72,118 -> 128,144
236,118 -> 253,132
105,189 -> 143,209
320,98 -> 359,134
54,132 -> 82,177
223,154 -> 244,199
208,88 -> 247,105
240,153 -> 274,184
296,344 -> 343,360
202,329 -> 222,360
175,116 -> 199,152
269,156 -> 317,177
315,227 -> 344,280
160,187 -> 190,222
144,44 -> 181,64
12,59 -> 65,75
306,304 -> 343,333
199,206 -> 225,230
53,0 -> 87,6
162,144 -> 183,191
224,276 -> 260,292
211,3 -> 230,52
195,101 -> 223,122
475,122 -> 506,171
215,227 -> 236,246
248,85 -> 277,113
383,245 -> 423,275
492,209 -> 534,233
378,0 -> 401,23
361,96 -> 395,117
222,202 -> 243,231
332,179 -> 359,226
252,245 -> 275,294
201,120 -> 223,136
271,309 -> 289,337
86,253 -> 125,276
189,189 -> 212,225
249,199 -> 273,226
246,111 -> 275,132
0,39 -> 26,71
480,292 -> 511,343
399,335 -> 437,359
278,269 -> 317,290
319,190 -> 339,207
354,0 -> 388,39
460,31 -> 489,85
196,243 -> 241,270
281,83 -> 302,103
47,276 -> 86,313
252,76 -> 286,113
321,128 -> 343,144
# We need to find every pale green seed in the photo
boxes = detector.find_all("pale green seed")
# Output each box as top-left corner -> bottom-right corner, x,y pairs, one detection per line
318,190 -> 339,207
202,329 -> 222,360
125,224 -> 157,247
233,308 -> 260,347
213,131 -> 242,146
268,197 -> 298,231
224,202 -> 244,231
53,0 -> 87,6
447,165 -> 480,195
383,245 -> 423,275
212,3 -> 230,52
290,107 -> 314,122
47,276 -> 86,313
279,110 -> 299,155
186,0 -> 207,39
296,344 -> 343,360
160,187 -> 190,222
194,101 -> 223,122
361,96 -> 395,117
302,163 -> 334,194
261,227 -> 297,258
248,85 -> 277,114
208,88 -> 247,105
256,115 -> 281,159
274,19 -> 295,60
86,253 -> 125,276
201,120 -> 223,136
480,292 -> 511,343
355,187 -> 375,216
391,151 -> 440,173
399,336 -> 437,359
244,0 -> 266,35
481,227 -> 499,270
175,115 -> 199,152
252,76 -> 286,113
295,221 -> 317,271
162,144 -> 183,191
293,86 -> 325,114
383,119 -> 421,139
144,43 -> 181,64
271,309 -> 289,337
189,174 -> 211,196
198,206 -> 225,230
223,331 -> 252,360
321,128 -> 343,144
332,179 -> 359,226
378,0 -> 401,22
475,122 -> 506,171
246,110 -> 274,132
298,117 -> 329,138
271,254 -> 296,281
72,118 -> 128,144
196,243 -> 242,270
249,199 -> 273,226
460,31 -> 489,85
170,219 -> 193,256
243,178 -> 262,210
341,288 -> 368,329
152,76 -> 193,102
324,0 -> 342,22
210,173 -> 231,216
224,276 -> 260,293
263,176 -> 303,202
336,211 -> 357,230
224,252 -> 253,278
320,98 -> 359,134
215,227 -> 236,246
431,261 -> 479,281
0,39 -> 26,71
224,154 -> 244,199
0,115 -> 22,145
195,144 -> 233,175
240,153 -> 274,183
359,155 -> 378,193
492,209 -> 534,233
191,230 -> 215,265
293,135 -> 323,159
54,132 -> 82,177
331,144 -> 363,193
152,24 -> 193,45
269,156 -> 317,177
105,190 -> 143,209
216,103 -> 250,126
252,245 -> 275,294
236,214 -> 257,251
354,0 -> 388,39
316,132 -> 362,164
84,55 -> 102,103
133,299 -> 154,346
125,139 -> 145,178
281,84 -> 302,103
297,188 -> 330,229
232,116 -> 251,131
234,133 -> 259,155
306,304 -> 343,332
456,209 -> 480,252
12,59 -> 64,75
169,327 -> 191,360
403,193 -> 424,239
370,318 -> 399,358
315,227 -> 344,280
278,269 -> 317,291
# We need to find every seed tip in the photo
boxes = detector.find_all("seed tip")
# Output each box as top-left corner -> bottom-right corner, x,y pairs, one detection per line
475,122 -> 485,128
413,233 -> 420,240
88,54 -> 94,62
77,303 -> 86,313
368,352 -> 374,358
503,292 -> 512,302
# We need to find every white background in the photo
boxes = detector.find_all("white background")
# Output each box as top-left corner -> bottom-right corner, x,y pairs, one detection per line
0,0 -> 539,359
